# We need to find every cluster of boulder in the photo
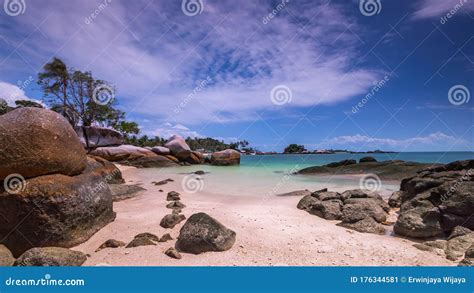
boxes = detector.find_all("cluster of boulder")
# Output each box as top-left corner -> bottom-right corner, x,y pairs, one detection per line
0,108 -> 117,259
393,160 -> 473,265
297,189 -> 390,234
89,135 -> 241,168
297,159 -> 474,266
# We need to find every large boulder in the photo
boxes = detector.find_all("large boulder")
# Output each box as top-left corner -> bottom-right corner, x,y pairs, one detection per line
14,247 -> 86,266
359,156 -> 377,163
394,160 -> 474,238
186,151 -> 204,164
175,213 -> 236,254
388,191 -> 402,208
75,126 -> 123,148
119,156 -> 179,168
0,173 -> 116,257
0,244 -> 14,266
151,146 -> 170,156
0,107 -> 87,180
85,156 -> 124,184
210,149 -> 241,166
89,145 -> 157,162
325,159 -> 356,168
337,217 -> 386,235
341,200 -> 387,224
164,135 -> 191,160
307,200 -> 343,220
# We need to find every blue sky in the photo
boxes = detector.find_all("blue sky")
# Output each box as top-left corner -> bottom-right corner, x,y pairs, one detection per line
0,0 -> 473,152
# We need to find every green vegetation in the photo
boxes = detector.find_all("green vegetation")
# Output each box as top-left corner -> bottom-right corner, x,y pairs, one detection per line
283,144 -> 306,154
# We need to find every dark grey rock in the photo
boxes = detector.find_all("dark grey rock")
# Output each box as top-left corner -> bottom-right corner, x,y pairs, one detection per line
14,247 -> 86,266
175,213 -> 236,254
160,214 -> 186,229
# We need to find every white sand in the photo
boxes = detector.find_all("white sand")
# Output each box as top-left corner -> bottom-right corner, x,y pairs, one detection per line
74,165 -> 453,266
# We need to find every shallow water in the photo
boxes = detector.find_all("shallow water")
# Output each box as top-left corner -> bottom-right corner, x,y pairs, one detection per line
133,152 -> 474,198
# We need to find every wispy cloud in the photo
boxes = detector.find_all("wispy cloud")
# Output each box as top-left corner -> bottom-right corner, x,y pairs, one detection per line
0,81 -> 40,106
0,0 -> 382,129
321,132 -> 464,150
412,0 -> 474,19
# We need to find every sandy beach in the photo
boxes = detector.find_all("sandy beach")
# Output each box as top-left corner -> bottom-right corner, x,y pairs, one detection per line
74,165 -> 453,266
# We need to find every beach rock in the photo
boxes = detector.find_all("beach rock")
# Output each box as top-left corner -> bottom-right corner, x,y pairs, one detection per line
307,200 -> 343,220
119,155 -> 178,168
75,126 -> 123,148
96,239 -> 126,252
85,156 -> 124,184
448,226 -> 473,240
176,213 -> 236,254
166,201 -> 186,209
154,180 -> 169,186
126,233 -> 160,248
277,190 -> 312,197
151,146 -> 170,156
160,214 -> 186,229
0,245 -> 14,266
186,151 -> 204,164
159,233 -> 173,242
109,184 -> 146,201
165,247 -> 182,259
167,191 -> 181,201
195,170 -> 206,175
0,107 -> 87,180
165,155 -> 180,164
164,135 -> 191,160
297,194 -> 319,211
337,217 -> 386,234
210,149 -> 241,166
89,145 -> 157,162
297,160 -> 435,181
0,173 -> 116,257
395,160 -> 474,238
359,156 -> 377,163
14,247 -> 87,266
388,191 -> 402,208
325,159 -> 356,168
458,244 -> 474,266
312,191 -> 341,201
341,190 -> 390,212
445,232 -> 474,261
341,201 -> 387,223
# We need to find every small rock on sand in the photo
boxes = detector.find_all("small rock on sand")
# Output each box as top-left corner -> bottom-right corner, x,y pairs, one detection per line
165,247 -> 182,259
167,191 -> 181,201
96,239 -> 126,252
126,233 -> 160,248
160,214 -> 186,229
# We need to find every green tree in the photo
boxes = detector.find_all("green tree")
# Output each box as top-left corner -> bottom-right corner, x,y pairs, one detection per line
284,144 -> 306,154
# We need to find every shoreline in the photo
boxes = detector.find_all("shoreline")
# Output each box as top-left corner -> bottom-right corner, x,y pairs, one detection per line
73,164 -> 454,266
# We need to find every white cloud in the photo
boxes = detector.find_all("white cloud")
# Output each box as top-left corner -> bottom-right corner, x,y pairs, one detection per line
321,132 -> 463,150
0,0 -> 382,125
413,0 -> 474,19
0,81 -> 41,106
146,123 -> 203,139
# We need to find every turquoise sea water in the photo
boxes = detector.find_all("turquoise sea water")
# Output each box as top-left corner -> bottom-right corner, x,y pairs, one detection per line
147,152 -> 474,198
